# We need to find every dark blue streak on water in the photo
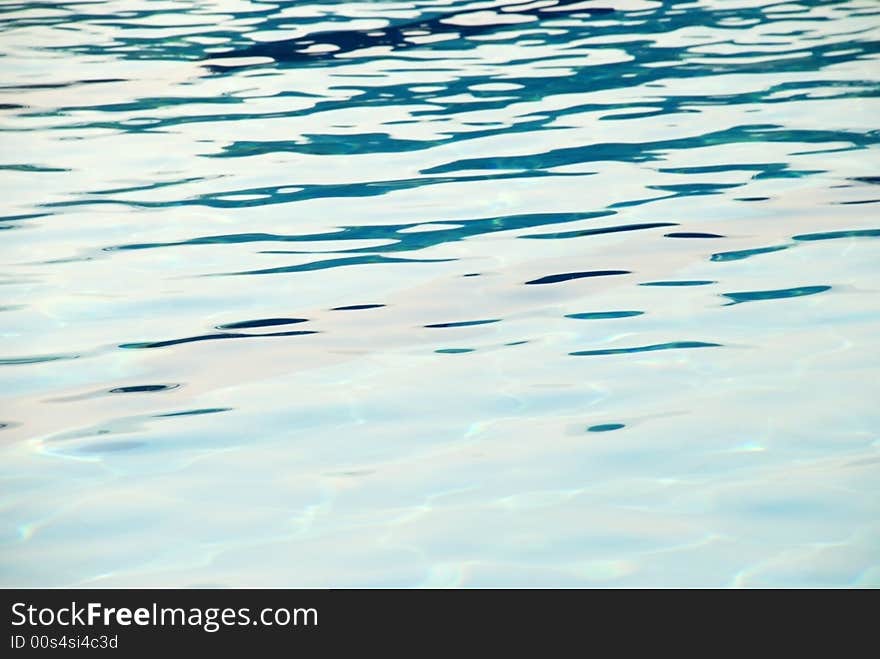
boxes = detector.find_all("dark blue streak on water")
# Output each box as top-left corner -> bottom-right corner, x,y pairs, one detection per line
216,318 -> 309,330
711,245 -> 792,262
0,354 -> 80,366
109,384 -> 180,394
0,213 -> 51,224
218,256 -> 454,278
120,330 -> 319,350
156,408 -> 233,418
587,423 -> 625,433
665,232 -> 725,239
526,270 -> 630,285
331,304 -> 386,311
713,229 -> 880,264
722,286 -> 832,306
640,280 -> 716,287
0,164 -> 69,173
570,342 -> 721,356
424,319 -> 501,329
793,229 -> 880,241
520,222 -> 677,240
566,311 -> 645,320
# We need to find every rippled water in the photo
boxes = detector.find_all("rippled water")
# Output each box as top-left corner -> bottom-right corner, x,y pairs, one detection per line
2,0 -> 879,587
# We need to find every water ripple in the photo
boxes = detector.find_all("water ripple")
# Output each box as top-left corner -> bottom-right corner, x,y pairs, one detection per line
119,330 -> 320,350
722,285 -> 832,306
525,270 -> 630,285
2,0 -> 879,587
570,341 -> 722,356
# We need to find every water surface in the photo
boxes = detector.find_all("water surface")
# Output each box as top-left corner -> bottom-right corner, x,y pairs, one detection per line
1,0 -> 879,587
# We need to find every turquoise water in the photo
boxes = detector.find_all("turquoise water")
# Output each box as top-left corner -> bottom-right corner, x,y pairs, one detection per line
1,0 -> 879,587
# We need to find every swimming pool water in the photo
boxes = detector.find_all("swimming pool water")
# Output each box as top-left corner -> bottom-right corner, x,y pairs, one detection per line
1,0 -> 879,587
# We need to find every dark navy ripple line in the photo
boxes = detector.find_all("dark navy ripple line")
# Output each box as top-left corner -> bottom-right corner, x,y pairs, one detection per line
526,270 -> 630,285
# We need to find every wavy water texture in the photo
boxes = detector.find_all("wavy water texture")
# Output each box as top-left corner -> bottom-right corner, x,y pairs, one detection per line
0,0 -> 879,587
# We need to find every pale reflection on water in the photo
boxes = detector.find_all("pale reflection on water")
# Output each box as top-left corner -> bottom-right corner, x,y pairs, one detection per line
1,0 -> 879,586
